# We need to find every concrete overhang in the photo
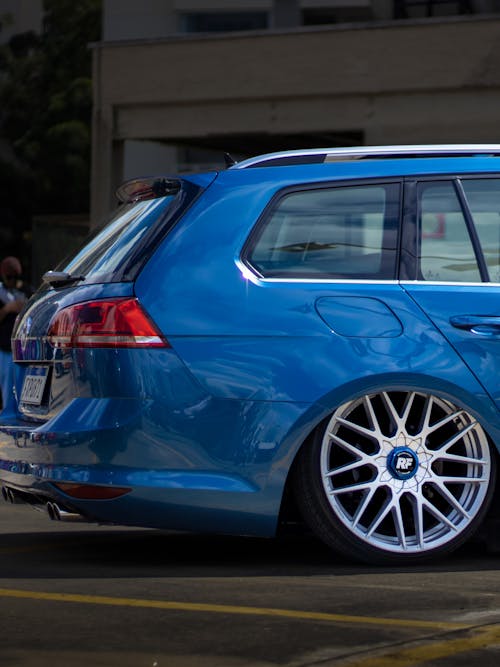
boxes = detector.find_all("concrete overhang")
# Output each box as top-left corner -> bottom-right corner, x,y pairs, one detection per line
90,16 -> 500,222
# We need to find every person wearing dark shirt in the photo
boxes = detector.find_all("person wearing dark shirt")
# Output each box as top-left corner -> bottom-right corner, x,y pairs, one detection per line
0,257 -> 26,409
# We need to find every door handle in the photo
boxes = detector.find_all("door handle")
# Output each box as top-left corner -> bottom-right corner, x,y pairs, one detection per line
450,315 -> 500,337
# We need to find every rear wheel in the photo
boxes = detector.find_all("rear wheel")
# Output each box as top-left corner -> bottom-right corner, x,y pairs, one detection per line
294,391 -> 496,564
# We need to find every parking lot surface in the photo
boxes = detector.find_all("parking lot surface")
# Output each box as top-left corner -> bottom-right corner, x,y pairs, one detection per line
1,502 -> 500,666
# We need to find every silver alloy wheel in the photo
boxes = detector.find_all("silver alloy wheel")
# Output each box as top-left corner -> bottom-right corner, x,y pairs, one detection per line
320,391 -> 492,554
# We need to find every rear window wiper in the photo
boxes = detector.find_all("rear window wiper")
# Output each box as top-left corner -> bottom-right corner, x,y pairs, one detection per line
42,271 -> 86,287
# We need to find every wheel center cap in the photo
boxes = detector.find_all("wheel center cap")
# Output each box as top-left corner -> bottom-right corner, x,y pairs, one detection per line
387,447 -> 419,480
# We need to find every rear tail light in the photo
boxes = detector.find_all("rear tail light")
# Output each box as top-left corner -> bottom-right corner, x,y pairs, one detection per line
48,298 -> 169,349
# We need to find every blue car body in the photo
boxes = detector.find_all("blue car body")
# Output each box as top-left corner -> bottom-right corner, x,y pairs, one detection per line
3,147 -> 500,563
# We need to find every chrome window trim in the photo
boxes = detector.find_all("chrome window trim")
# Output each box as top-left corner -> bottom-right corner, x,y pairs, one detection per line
237,261 -> 500,287
252,278 -> 401,285
236,259 -> 400,285
400,280 -> 500,287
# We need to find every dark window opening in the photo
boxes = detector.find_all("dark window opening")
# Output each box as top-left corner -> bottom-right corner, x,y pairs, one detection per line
394,0 -> 473,19
180,12 -> 268,33
303,7 -> 373,24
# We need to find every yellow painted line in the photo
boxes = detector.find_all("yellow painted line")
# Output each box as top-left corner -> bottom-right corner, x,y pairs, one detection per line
0,587 -> 467,631
4,587 -> 498,666
342,624 -> 500,667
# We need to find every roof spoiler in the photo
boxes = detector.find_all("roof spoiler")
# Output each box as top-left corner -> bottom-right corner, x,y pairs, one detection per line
116,177 -> 180,204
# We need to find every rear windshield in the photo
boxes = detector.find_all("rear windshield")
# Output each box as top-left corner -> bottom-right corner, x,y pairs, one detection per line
62,197 -> 172,284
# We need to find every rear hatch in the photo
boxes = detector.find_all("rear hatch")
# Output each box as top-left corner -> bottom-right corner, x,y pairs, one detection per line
10,173 -> 216,422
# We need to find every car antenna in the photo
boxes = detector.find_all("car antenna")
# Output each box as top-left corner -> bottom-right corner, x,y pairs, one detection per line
224,152 -> 237,168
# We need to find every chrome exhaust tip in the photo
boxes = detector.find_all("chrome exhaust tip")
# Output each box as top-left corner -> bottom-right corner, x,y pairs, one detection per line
2,486 -> 24,504
46,501 -> 86,523
46,501 -> 57,520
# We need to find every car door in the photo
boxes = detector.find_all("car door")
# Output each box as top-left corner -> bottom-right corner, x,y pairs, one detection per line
401,176 -> 500,410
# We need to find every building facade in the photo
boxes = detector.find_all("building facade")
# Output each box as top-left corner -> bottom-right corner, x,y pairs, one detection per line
82,2 -> 500,222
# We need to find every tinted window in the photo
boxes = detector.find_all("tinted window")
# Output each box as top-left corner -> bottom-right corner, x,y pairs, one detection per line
417,182 -> 481,282
461,179 -> 500,282
247,183 -> 400,279
62,197 -> 173,283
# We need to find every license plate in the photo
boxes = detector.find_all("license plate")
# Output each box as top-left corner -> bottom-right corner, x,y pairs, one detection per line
20,366 -> 49,406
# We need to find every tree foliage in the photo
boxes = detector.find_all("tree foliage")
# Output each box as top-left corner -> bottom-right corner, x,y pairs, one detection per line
0,0 -> 101,216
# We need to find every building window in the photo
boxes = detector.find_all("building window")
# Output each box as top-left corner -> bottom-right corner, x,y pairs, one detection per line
180,12 -> 268,33
302,9 -> 339,25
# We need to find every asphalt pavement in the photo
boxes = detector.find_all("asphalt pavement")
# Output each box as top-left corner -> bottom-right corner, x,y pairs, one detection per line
1,501 -> 500,666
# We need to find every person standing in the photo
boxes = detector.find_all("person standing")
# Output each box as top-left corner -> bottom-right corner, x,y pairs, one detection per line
0,257 -> 26,409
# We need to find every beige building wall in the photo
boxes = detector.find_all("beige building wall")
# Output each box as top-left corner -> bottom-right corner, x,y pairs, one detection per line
91,16 -> 500,224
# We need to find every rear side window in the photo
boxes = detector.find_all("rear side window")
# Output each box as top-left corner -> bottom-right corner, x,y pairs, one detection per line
246,183 -> 400,279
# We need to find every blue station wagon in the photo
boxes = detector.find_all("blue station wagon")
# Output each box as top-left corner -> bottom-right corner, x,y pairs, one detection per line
2,144 -> 500,565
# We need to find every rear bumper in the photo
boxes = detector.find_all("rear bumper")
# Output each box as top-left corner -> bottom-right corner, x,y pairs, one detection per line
0,474 -> 277,536
0,395 -> 311,536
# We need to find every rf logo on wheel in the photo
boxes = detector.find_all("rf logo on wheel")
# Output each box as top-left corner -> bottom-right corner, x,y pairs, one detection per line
395,453 -> 415,472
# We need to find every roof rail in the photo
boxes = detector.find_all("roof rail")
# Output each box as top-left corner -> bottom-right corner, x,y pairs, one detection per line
232,144 -> 500,169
